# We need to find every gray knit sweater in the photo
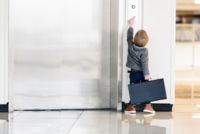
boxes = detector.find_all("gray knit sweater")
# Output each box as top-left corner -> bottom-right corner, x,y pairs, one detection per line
126,27 -> 150,76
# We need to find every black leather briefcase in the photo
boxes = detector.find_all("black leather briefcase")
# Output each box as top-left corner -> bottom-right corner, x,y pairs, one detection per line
128,79 -> 167,104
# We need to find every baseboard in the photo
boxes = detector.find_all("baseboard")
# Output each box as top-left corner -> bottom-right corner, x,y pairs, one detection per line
15,108 -> 111,111
1,102 -> 173,112
0,103 -> 9,112
122,101 -> 173,112
152,103 -> 173,112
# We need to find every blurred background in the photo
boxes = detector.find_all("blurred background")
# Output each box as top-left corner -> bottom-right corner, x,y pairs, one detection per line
176,0 -> 200,104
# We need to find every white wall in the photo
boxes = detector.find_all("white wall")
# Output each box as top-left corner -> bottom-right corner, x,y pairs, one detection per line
143,0 -> 175,104
122,0 -> 175,104
0,0 -> 8,105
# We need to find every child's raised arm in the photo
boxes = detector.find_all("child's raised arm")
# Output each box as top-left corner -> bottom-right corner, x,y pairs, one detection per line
127,17 -> 135,45
127,27 -> 134,45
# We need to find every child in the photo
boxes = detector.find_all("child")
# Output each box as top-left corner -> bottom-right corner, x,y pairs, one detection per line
125,17 -> 155,114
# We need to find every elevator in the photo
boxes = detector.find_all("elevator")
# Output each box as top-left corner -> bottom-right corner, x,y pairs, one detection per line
8,0 -> 125,110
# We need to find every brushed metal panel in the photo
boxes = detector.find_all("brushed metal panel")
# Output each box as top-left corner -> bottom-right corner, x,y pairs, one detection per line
10,0 -> 110,109
0,0 -> 8,104
110,0 -> 125,110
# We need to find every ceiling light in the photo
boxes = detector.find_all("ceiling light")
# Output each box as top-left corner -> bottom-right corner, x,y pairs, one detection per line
196,104 -> 200,108
195,0 -> 200,4
192,113 -> 200,119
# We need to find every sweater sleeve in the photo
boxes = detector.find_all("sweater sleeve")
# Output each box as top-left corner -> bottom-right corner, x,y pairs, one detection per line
127,27 -> 134,46
141,48 -> 150,76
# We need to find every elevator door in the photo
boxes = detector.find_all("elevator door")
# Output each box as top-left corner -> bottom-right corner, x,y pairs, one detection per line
10,0 -> 110,110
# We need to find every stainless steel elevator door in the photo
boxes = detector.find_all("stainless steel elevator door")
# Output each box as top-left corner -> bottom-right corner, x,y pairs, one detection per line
10,0 -> 110,110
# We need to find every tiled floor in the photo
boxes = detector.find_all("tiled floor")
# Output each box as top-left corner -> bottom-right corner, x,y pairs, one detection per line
0,104 -> 200,134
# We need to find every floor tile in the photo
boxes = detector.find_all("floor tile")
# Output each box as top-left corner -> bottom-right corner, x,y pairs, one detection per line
1,105 -> 200,134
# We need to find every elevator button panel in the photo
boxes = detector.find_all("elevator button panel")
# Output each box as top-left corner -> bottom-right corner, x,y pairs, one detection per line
127,0 -> 138,20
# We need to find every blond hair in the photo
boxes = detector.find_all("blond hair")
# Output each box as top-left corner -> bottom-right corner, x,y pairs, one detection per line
133,29 -> 149,47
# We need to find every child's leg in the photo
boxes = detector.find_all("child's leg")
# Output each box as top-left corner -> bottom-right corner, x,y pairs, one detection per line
124,71 -> 138,114
129,71 -> 144,105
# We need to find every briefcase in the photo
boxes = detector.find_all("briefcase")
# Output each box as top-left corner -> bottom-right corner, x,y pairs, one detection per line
128,79 -> 167,104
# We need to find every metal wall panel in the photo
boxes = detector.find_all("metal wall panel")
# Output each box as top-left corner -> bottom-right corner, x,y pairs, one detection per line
10,0 -> 111,109
0,0 -> 8,104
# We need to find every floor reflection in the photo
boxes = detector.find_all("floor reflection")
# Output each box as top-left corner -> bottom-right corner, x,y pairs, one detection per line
121,113 -> 172,134
0,120 -> 8,134
0,108 -> 200,134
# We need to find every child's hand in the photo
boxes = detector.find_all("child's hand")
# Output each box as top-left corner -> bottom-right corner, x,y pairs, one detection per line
128,17 -> 135,27
144,75 -> 152,80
